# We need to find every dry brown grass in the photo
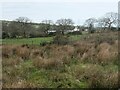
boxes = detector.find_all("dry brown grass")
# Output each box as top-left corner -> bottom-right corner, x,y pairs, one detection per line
2,45 -> 15,58
2,57 -> 21,67
71,40 -> 118,65
14,46 -> 30,60
2,45 -> 30,60
2,36 -> 118,69
2,38 -> 118,68
80,31 -> 118,46
97,42 -> 118,64
30,37 -> 117,67
81,48 -> 97,64
71,64 -> 118,88
2,31 -> 118,88
32,45 -> 75,69
73,41 -> 94,59
3,80 -> 36,88
101,72 -> 118,88
33,56 -> 62,69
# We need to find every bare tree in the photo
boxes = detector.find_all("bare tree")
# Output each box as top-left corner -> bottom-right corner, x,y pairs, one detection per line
41,20 -> 53,35
56,18 -> 74,35
15,17 -> 31,23
85,18 -> 97,33
15,17 -> 31,38
42,20 -> 53,25
85,18 -> 96,26
104,12 -> 118,30
97,17 -> 108,30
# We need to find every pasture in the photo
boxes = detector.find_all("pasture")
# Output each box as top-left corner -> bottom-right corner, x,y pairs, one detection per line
2,34 -> 86,45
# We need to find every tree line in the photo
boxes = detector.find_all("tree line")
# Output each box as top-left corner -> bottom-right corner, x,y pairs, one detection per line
2,12 -> 118,39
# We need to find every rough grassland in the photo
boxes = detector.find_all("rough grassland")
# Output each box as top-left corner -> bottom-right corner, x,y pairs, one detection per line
2,31 -> 119,88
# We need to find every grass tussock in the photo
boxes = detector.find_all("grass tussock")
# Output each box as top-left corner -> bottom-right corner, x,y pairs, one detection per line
2,45 -> 30,60
2,57 -> 21,67
97,42 -> 118,64
33,57 -> 62,69
2,45 -> 15,58
69,64 -> 118,88
14,46 -> 30,60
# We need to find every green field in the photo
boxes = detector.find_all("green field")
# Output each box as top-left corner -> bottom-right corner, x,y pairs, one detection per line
2,37 -> 53,45
2,35 -> 86,45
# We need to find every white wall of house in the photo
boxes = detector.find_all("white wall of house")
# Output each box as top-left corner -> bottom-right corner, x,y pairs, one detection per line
73,27 -> 79,31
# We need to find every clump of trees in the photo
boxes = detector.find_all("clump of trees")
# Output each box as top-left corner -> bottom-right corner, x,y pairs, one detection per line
53,35 -> 70,45
2,12 -> 118,39
98,12 -> 118,30
53,18 -> 74,45
2,18 -> 75,39
56,18 -> 74,35
2,17 -> 33,38
84,12 -> 118,33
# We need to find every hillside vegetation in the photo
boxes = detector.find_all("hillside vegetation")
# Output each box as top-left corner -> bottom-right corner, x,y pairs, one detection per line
2,31 -> 119,88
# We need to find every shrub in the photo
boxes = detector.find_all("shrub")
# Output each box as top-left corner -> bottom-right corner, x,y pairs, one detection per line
40,41 -> 49,46
21,44 -> 29,48
48,32 -> 56,36
89,29 -> 95,33
2,32 -> 9,39
53,35 -> 70,45
67,31 -> 82,35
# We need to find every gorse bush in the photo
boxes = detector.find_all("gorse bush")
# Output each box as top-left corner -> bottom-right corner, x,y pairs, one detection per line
53,35 -> 70,45
40,41 -> 49,46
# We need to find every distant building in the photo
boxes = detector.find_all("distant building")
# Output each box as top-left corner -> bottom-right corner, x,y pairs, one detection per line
48,26 -> 80,34
73,27 -> 79,31
84,29 -> 88,32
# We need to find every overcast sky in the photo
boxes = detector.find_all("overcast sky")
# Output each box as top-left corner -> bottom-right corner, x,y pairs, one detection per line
0,0 -> 119,25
